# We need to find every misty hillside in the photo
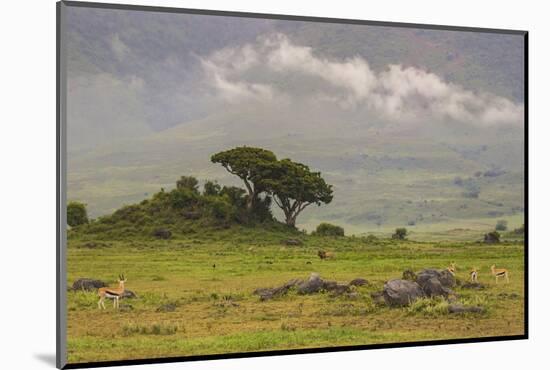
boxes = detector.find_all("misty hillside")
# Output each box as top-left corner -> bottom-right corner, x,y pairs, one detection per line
65,6 -> 525,234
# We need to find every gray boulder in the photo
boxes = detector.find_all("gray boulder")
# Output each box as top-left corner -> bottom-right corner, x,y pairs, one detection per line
402,269 -> 417,281
421,277 -> 454,298
383,279 -> 425,307
297,273 -> 325,294
71,278 -> 106,291
349,278 -> 368,287
121,290 -> 137,299
416,269 -> 455,289
461,282 -> 486,290
254,279 -> 302,301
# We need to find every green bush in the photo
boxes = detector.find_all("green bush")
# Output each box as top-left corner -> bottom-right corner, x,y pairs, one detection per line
313,223 -> 345,237
204,196 -> 235,221
67,201 -> 88,227
203,180 -> 221,196
392,228 -> 408,240
168,188 -> 199,209
176,176 -> 199,192
495,220 -> 508,231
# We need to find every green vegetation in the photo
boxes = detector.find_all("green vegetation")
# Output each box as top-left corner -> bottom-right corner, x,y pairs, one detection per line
392,228 -> 408,240
496,220 -> 508,231
211,147 -> 277,211
313,223 -> 345,237
211,147 -> 333,227
67,201 -> 88,227
66,231 -> 524,363
65,148 -> 524,364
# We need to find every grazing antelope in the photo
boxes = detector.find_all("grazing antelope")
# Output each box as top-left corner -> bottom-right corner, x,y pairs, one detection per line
491,265 -> 510,283
318,250 -> 334,260
447,262 -> 457,275
97,274 -> 126,310
470,268 -> 478,282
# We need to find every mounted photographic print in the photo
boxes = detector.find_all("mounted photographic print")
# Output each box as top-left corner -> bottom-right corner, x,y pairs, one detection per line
56,1 -> 528,368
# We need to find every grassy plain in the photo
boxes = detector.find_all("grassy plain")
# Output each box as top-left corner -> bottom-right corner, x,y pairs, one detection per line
66,230 -> 525,364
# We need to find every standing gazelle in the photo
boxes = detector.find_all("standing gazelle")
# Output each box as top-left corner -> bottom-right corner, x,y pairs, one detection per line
491,265 -> 509,284
98,274 -> 126,309
470,268 -> 478,282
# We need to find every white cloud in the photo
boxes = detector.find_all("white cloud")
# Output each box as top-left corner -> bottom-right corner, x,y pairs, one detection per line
110,33 -> 131,62
200,34 -> 524,126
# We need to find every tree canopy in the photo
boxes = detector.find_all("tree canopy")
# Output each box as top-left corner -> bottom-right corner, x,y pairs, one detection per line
263,159 -> 333,227
211,147 -> 277,210
67,201 -> 89,227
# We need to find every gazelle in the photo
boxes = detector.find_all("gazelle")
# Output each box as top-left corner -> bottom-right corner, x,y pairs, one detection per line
469,268 -> 478,282
491,265 -> 509,284
447,262 -> 457,275
97,274 -> 126,309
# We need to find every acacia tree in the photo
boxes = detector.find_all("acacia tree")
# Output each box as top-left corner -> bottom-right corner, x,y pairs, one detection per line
264,159 -> 333,227
211,147 -> 277,210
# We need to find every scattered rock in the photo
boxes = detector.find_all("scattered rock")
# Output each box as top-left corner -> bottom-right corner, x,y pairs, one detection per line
121,290 -> 137,299
283,239 -> 303,246
370,291 -> 386,305
153,229 -> 172,239
383,279 -> 425,307
156,303 -> 177,312
416,269 -> 455,289
327,283 -> 352,297
421,277 -> 454,298
349,278 -> 368,287
255,273 -> 353,299
345,292 -> 360,300
448,303 -> 484,314
297,273 -> 325,294
402,269 -> 417,281
71,278 -> 106,291
254,279 -> 302,301
461,282 -> 486,290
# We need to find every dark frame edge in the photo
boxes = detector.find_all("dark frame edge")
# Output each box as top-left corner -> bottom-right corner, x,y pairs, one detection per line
60,0 -> 527,35
523,31 -> 529,339
57,1 -> 68,369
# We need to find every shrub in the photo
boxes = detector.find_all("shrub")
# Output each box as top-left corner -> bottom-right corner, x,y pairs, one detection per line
168,188 -> 199,209
313,223 -> 345,237
484,231 -> 500,244
220,186 -> 247,208
205,196 -> 234,221
203,180 -> 221,196
495,220 -> 508,231
67,201 -> 88,227
392,228 -> 408,240
176,176 -> 199,192
364,234 -> 379,243
513,224 -> 525,235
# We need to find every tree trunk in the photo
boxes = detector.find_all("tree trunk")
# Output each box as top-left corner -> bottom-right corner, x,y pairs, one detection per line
246,195 -> 254,211
285,213 -> 297,227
